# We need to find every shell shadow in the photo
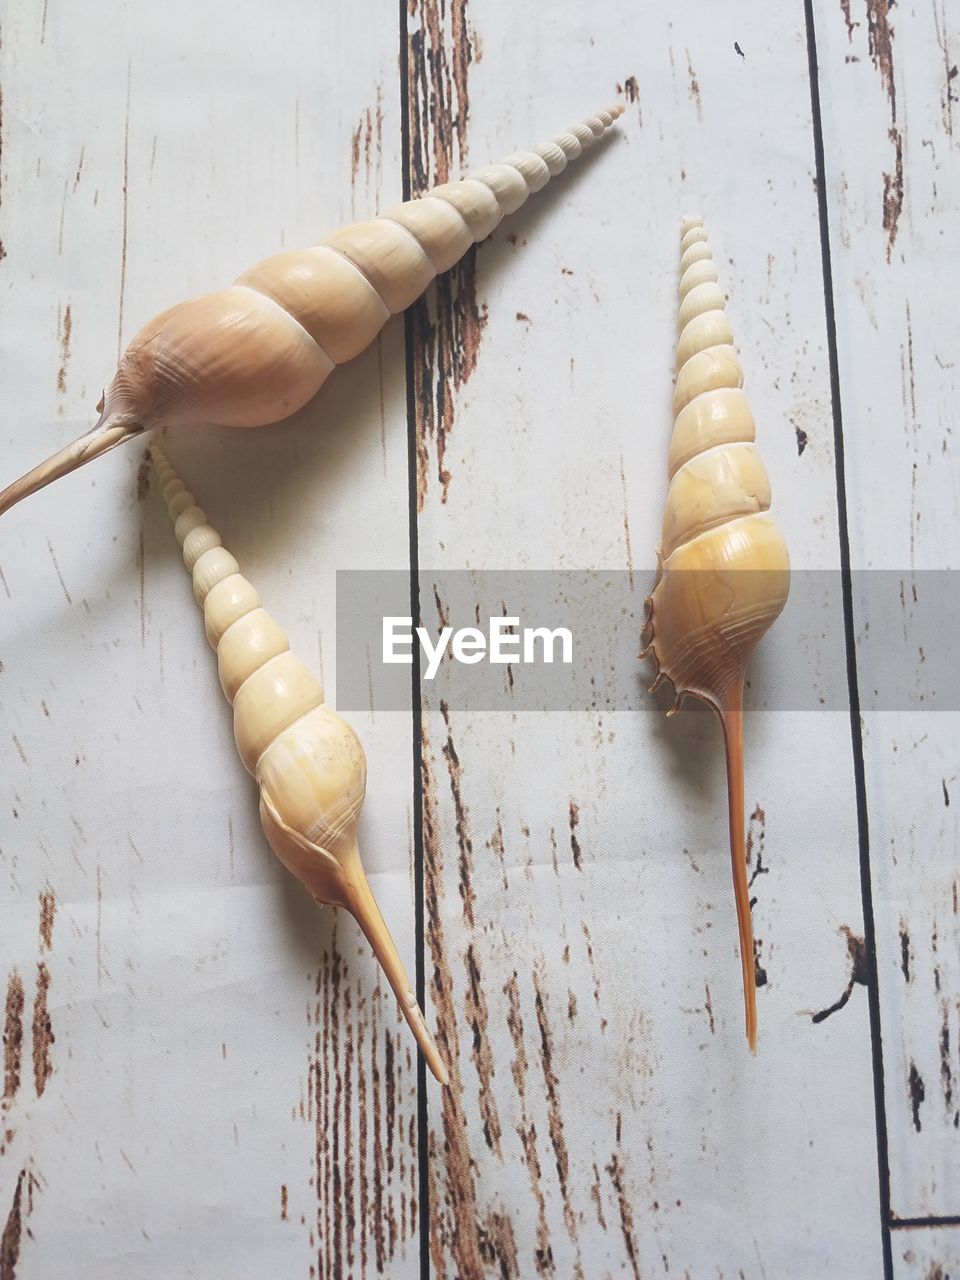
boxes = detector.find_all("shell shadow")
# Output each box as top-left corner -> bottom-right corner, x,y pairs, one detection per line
642,671 -> 726,807
275,860 -> 409,1009
153,338 -> 400,577
476,131 -> 625,288
143,138 -> 628,984
134,132 -> 626,585
10,127 -> 629,969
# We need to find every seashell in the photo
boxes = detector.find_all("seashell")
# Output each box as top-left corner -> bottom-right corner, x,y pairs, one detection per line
641,218 -> 790,1051
150,445 -> 448,1084
0,107 -> 624,517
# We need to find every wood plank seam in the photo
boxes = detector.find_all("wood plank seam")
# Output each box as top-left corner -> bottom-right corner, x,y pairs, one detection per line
803,1 -> 894,1274
890,1217 -> 960,1230
397,0 -> 433,1274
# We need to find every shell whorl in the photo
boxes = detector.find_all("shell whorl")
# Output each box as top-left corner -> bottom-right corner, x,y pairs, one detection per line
150,446 -> 447,1083
645,219 -> 790,708
643,219 -> 790,1055
152,447 -> 332,779
0,106 -> 623,518
112,107 -> 625,432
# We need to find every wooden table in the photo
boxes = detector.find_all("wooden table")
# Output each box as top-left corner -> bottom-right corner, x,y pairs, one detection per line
1,2 -> 955,1276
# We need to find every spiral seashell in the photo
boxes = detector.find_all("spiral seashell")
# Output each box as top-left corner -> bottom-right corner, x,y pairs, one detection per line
0,107 -> 624,517
150,445 -> 447,1084
641,218 -> 790,1051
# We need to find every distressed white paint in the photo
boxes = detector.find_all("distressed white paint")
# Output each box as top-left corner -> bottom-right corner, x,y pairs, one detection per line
814,0 -> 960,1242
0,1 -> 956,1278
414,3 -> 885,1277
0,2 -> 420,1277
895,1226 -> 958,1279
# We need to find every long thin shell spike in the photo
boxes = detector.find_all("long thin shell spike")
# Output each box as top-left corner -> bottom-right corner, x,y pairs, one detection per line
644,219 -> 790,1052
150,446 -> 448,1085
0,106 -> 624,517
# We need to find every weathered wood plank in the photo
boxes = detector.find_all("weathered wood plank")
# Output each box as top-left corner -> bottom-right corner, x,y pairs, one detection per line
409,2 -> 885,1276
893,1225 -> 960,1279
814,0 -> 960,1228
3,0 -> 953,1273
0,2 -> 420,1276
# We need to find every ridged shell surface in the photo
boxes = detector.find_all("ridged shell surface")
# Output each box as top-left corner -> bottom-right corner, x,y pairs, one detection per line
152,447 -> 447,1083
109,107 -> 625,431
647,218 -> 790,707
0,106 -> 624,517
643,218 -> 790,1053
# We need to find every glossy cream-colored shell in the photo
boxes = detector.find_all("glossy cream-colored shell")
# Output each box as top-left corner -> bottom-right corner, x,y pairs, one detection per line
0,107 -> 623,518
647,219 -> 790,705
152,447 -> 447,1083
107,109 -> 624,431
643,219 -> 791,1054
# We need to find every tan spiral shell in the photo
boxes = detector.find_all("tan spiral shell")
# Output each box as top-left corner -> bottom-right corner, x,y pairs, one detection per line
642,218 -> 790,1051
151,445 -> 448,1084
0,107 -> 624,517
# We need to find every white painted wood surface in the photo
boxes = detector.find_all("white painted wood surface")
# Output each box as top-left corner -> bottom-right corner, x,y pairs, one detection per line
0,2 -> 955,1278
1,4 -> 420,1277
815,0 -> 960,1246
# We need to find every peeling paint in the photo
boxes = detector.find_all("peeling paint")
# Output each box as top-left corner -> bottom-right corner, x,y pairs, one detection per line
439,701 -> 476,926
505,973 -> 554,1278
568,802 -> 583,871
38,888 -> 55,952
909,1060 -> 926,1131
421,714 -> 485,1277
2,975 -> 24,1108
31,963 -> 53,1098
533,967 -> 580,1266
305,934 -> 415,1277
136,455 -> 151,502
686,51 -> 703,120
812,926 -> 868,1024
866,0 -> 897,118
0,1170 -> 24,1280
464,943 -> 502,1157
606,1152 -> 641,1280
56,304 -> 72,394
882,128 -> 904,261
407,0 -> 487,510
350,85 -> 384,218
479,1208 -> 519,1278
841,0 -> 856,41
620,75 -> 643,126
